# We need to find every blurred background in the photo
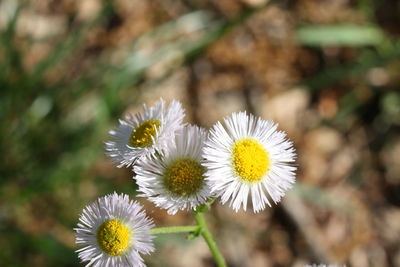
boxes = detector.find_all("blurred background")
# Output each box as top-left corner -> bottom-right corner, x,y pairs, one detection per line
1,0 -> 400,266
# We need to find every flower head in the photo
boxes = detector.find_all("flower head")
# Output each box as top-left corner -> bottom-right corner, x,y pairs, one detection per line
105,99 -> 185,167
75,193 -> 155,267
135,125 -> 211,215
203,112 -> 296,213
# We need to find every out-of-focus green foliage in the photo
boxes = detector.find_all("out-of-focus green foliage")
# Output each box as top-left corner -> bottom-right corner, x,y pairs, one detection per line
0,3 -> 135,266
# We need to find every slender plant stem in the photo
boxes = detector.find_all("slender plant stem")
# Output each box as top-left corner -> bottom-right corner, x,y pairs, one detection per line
151,225 -> 200,234
193,211 -> 227,267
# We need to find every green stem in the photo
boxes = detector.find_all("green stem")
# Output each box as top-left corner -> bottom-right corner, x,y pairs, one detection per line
193,211 -> 227,267
151,225 -> 200,234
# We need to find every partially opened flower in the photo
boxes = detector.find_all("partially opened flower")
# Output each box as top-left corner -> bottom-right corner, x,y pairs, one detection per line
135,125 -> 211,215
75,193 -> 155,267
105,99 -> 185,167
203,112 -> 296,213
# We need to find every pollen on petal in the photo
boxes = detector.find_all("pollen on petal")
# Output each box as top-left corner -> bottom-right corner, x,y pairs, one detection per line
97,219 -> 131,256
130,119 -> 161,148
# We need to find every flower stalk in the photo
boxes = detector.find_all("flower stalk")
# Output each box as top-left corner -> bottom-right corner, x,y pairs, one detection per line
193,211 -> 227,267
150,210 -> 227,267
151,225 -> 200,234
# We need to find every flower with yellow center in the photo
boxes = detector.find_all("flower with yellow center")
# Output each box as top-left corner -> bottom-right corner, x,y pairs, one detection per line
75,193 -> 155,267
203,112 -> 296,213
135,125 -> 212,215
105,99 -> 185,168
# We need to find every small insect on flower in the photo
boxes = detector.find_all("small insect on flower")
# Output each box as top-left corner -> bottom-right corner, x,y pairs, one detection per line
105,99 -> 185,168
135,125 -> 212,215
75,193 -> 155,267
203,112 -> 296,213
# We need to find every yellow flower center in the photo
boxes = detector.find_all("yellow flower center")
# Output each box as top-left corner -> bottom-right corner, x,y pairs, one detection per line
164,158 -> 205,196
232,138 -> 270,183
130,119 -> 161,147
97,219 -> 131,256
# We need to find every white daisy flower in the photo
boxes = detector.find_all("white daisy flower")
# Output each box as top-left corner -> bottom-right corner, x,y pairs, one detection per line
105,99 -> 185,168
134,125 -> 211,215
75,193 -> 155,267
203,112 -> 296,213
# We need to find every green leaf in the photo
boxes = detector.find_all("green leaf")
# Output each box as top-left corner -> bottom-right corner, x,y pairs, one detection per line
187,228 -> 202,240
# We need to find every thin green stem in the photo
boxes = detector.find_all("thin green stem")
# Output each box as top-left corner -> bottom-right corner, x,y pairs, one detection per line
151,225 -> 200,234
193,211 -> 227,267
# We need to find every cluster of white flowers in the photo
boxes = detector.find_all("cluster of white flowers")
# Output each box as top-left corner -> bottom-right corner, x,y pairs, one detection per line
75,99 -> 296,266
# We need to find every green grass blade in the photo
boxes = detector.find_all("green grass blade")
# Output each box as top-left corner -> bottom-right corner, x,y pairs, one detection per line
296,24 -> 385,46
